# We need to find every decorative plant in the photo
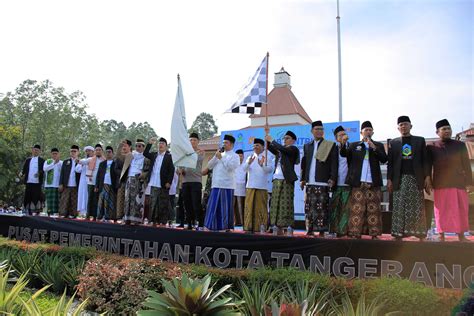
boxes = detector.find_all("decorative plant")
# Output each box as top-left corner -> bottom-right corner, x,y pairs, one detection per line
284,280 -> 332,315
34,254 -> 67,294
328,290 -> 397,316
138,273 -> 241,316
233,280 -> 277,316
61,256 -> 85,293
0,267 -> 50,315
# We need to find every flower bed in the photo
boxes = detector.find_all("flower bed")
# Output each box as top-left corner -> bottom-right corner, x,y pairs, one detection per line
0,237 -> 466,315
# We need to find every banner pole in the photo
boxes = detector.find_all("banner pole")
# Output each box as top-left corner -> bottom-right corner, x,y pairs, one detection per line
265,52 -> 269,166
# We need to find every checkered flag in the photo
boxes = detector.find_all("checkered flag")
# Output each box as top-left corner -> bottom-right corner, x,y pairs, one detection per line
226,54 -> 268,114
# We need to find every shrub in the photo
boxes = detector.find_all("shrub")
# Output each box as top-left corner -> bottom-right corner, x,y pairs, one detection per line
77,256 -> 184,315
328,290 -> 395,316
34,254 -> 67,294
188,265 -> 250,293
363,277 -> 444,316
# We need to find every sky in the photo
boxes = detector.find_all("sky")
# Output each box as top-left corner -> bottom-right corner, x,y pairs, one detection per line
0,0 -> 472,141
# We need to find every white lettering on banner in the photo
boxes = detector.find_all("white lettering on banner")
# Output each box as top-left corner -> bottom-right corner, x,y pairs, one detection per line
6,225 -> 474,289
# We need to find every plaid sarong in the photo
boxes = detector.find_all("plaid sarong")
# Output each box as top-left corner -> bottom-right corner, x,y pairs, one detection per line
44,187 -> 59,214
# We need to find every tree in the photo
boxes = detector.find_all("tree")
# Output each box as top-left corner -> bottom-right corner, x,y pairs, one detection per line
0,79 -> 159,206
188,112 -> 218,140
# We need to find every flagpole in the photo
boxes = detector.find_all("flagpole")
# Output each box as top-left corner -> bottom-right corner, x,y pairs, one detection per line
337,0 -> 343,122
265,52 -> 269,166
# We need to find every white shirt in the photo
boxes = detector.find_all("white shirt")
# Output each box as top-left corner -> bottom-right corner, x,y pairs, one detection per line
149,152 -> 165,188
43,159 -> 63,188
244,153 -> 274,190
360,142 -> 373,183
273,160 -> 285,180
208,150 -> 240,189
307,140 -> 328,186
104,160 -> 113,185
234,161 -> 247,197
128,152 -> 145,177
27,157 -> 40,184
79,157 -> 103,185
67,159 -> 77,187
337,143 -> 349,186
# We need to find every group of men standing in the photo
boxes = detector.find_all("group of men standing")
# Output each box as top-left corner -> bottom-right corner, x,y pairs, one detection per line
295,117 -> 471,241
19,116 -> 472,241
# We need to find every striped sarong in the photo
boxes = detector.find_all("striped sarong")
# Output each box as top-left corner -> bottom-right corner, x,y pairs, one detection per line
205,188 -> 234,231
244,188 -> 268,232
97,184 -> 116,220
269,179 -> 294,227
330,186 -> 351,236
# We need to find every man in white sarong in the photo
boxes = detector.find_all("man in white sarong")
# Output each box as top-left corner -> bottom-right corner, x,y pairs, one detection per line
76,146 -> 94,217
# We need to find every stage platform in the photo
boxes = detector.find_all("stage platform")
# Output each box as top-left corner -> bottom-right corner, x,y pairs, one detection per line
0,214 -> 473,289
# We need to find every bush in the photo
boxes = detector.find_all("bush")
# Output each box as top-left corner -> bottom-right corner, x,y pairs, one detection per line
77,256 -> 183,315
363,277 -> 455,316
188,265 -> 250,293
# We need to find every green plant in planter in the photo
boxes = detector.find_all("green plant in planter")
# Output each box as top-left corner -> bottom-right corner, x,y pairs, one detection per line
61,256 -> 85,293
34,254 -> 67,294
328,290 -> 398,316
284,281 -> 332,315
137,273 -> 241,316
10,250 -> 42,281
233,280 -> 277,316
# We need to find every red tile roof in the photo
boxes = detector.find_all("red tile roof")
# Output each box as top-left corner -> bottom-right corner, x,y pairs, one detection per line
249,86 -> 312,123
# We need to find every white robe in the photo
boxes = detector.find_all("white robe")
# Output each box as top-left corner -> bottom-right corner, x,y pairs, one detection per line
75,159 -> 89,216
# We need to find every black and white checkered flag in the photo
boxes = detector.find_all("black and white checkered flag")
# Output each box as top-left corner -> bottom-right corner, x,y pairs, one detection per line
226,55 -> 268,115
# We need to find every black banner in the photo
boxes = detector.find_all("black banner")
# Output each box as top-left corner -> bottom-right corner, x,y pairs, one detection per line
1,214 -> 473,289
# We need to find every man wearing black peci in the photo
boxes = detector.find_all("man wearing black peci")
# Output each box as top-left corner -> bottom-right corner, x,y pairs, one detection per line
21,144 -> 45,215
300,120 -> 338,237
144,137 -> 175,226
340,121 -> 387,239
388,116 -> 431,241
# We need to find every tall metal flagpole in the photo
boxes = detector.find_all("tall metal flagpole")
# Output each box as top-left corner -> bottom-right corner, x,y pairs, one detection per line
337,0 -> 343,122
265,52 -> 269,165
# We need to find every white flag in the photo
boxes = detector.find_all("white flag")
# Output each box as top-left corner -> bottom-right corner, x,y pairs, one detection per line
226,54 -> 268,115
170,75 -> 197,169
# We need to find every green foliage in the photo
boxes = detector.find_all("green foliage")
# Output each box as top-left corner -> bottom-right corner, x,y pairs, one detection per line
21,290 -> 88,316
363,277 -> 442,315
33,254 -> 67,294
188,265 -> 250,293
284,280 -> 332,315
0,267 -> 51,315
233,280 -> 276,316
0,79 -> 158,205
328,291 -> 396,316
138,274 -> 241,316
188,112 -> 218,140
10,249 -> 43,285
